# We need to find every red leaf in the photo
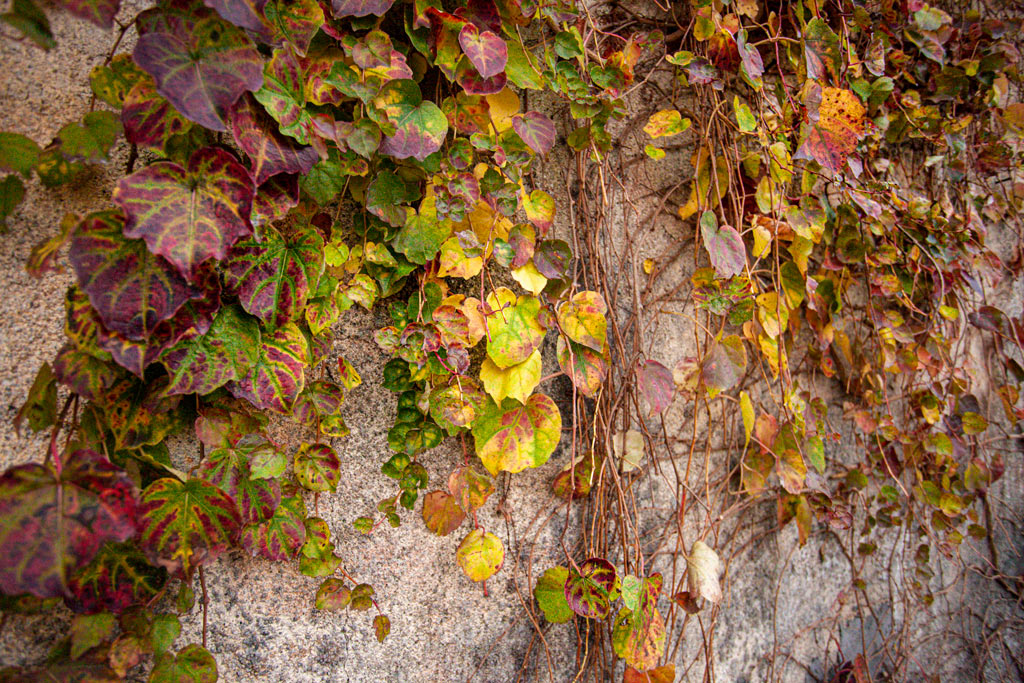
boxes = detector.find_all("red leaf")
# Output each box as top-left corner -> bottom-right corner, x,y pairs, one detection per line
458,24 -> 508,79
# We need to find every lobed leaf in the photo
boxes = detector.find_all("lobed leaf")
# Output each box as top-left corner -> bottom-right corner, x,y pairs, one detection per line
162,305 -> 261,396
199,443 -> 281,524
240,494 -> 306,561
227,322 -> 309,414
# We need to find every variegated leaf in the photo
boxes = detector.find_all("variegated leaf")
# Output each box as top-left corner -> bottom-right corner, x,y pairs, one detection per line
161,305 -> 261,396
230,94 -> 318,185
226,322 -> 309,414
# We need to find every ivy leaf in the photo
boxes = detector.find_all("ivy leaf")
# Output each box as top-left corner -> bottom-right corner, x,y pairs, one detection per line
53,344 -> 123,402
643,110 -> 691,138
292,380 -> 349,438
114,147 -> 254,279
565,558 -> 617,619
161,305 -> 261,396
138,478 -> 241,578
701,335 -> 747,398
534,566 -> 573,623
0,449 -> 138,599
121,80 -> 192,155
203,0 -> 271,38
227,322 -> 309,414
624,666 -> 676,683
556,336 -> 608,398
736,29 -> 763,89
456,528 -> 504,581
447,466 -> 493,512
511,111 -> 555,155
557,291 -> 607,352
376,80 -> 449,161
224,222 -> 324,328
230,94 -> 318,186
393,205 -> 452,265
480,349 -> 541,404
69,612 -> 116,659
686,540 -> 722,603
374,614 -> 391,642
66,541 -> 168,615
102,376 -> 183,450
421,490 -> 466,536
298,517 -> 341,577
484,287 -> 545,369
804,18 -> 841,83
637,360 -> 674,415
240,494 -> 306,561
254,48 -> 319,146
700,210 -> 746,278
36,111 -> 122,187
472,394 -> 562,475
62,0 -> 121,27
69,211 -> 203,341
0,131 -> 41,177
611,605 -> 666,672
522,189 -> 554,234
252,174 -> 299,227
794,84 -> 866,174
134,5 -> 264,132
263,0 -> 324,56
90,54 -> 147,107
458,24 -> 507,79
331,0 -> 395,17
199,444 -> 281,524
150,644 -> 217,683
294,443 -> 341,492
1,0 -> 56,50
14,363 -> 57,434
314,577 -> 350,610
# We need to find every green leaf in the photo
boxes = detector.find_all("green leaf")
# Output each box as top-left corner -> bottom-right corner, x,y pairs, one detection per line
150,644 -> 217,683
0,0 -> 55,50
374,614 -> 391,642
199,443 -> 281,525
701,335 -> 747,398
294,443 -> 341,492
505,38 -> 544,90
472,394 -> 562,475
565,558 -> 617,619
14,363 -> 56,434
733,96 -> 757,133
240,495 -> 306,562
162,305 -> 261,396
89,54 -> 147,108
227,322 -> 309,414
421,490 -> 466,536
700,211 -> 746,278
612,605 -> 666,671
0,131 -> 41,176
298,517 -> 341,577
456,528 -> 504,582
138,478 -> 241,578
393,206 -> 452,265
69,612 -> 116,659
36,111 -> 122,187
224,222 -> 324,328
0,449 -> 138,598
484,287 -> 545,369
534,566 -> 573,623
375,80 -> 449,161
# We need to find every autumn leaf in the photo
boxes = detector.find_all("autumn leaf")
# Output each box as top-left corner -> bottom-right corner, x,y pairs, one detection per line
794,84 -> 866,174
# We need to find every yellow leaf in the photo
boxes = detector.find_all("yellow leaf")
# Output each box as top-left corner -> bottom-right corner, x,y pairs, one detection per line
678,149 -> 730,221
511,262 -> 548,295
687,540 -> 722,603
486,88 -> 520,133
740,391 -> 754,447
480,350 -> 542,404
613,430 -> 645,472
437,237 -> 483,279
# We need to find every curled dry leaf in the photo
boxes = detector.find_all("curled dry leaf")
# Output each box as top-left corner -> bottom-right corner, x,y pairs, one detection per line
686,540 -> 722,604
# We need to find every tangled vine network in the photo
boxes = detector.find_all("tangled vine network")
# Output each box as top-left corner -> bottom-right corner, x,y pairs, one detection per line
0,0 -> 1022,680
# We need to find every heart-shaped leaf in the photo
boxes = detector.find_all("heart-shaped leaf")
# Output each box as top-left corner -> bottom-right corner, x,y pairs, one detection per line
230,95 -> 318,186
263,0 -> 323,56
66,541 -> 168,615
227,322 -> 309,414
0,449 -> 138,598
456,528 -> 503,581
203,0 -> 270,37
484,287 -> 545,369
102,376 -> 183,451
699,211 -> 746,278
294,443 -> 341,492
224,222 -> 324,328
68,211 -> 203,341
240,494 -> 306,561
376,80 -> 449,161
556,336 -> 608,398
557,291 -> 607,352
421,491 -> 466,536
60,0 -> 121,27
637,359 -> 674,415
134,6 -> 263,132
686,540 -> 722,603
565,557 -> 617,619
252,174 -> 300,227
52,345 -> 123,402
254,48 -> 321,148
292,380 -> 348,438
612,604 -> 666,671
534,566 -> 573,623
472,393 -> 562,475
458,24 -> 507,79
447,466 -> 494,512
121,80 -> 191,155
512,111 -> 555,155
138,477 -> 241,578
150,644 -> 217,683
115,147 -> 254,278
161,305 -> 261,396
480,349 -> 541,404
331,0 -> 394,17
199,443 -> 280,525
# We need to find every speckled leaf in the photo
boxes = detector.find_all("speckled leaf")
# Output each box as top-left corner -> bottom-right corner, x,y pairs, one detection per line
0,131 -> 40,177
447,466 -> 493,512
66,541 -> 167,614
240,494 -> 305,561
294,443 -> 341,492
314,577 -> 350,610
252,174 -> 299,227
227,322 -> 309,414
456,528 -> 503,581
534,566 -> 573,623
14,363 -> 57,434
230,95 -> 318,186
61,0 -> 120,27
0,449 -> 138,599
138,477 -> 240,577
161,305 -> 261,396
254,48 -> 317,145
35,111 -> 121,187
291,380 -> 348,438
121,80 -> 191,155
637,360 -> 674,415
115,147 -> 254,278
264,0 -> 323,56
458,24 -> 507,78
557,291 -> 607,352
393,205 -> 452,264
331,0 -> 394,18
511,111 -> 555,155
565,557 -> 617,619
134,7 -> 263,132
429,380 -> 488,435
374,614 -> 390,642
484,287 -> 545,369
421,490 -> 466,536
69,210 -> 203,341
557,336 -> 608,398
199,442 -> 280,524
52,344 -> 123,402
90,54 -> 146,107
612,605 -> 666,671
224,223 -> 324,328
794,84 -> 866,174
472,393 -> 561,475
101,376 -> 183,450
804,18 -> 841,83
700,211 -> 746,278
376,80 -> 449,161
150,644 -> 217,683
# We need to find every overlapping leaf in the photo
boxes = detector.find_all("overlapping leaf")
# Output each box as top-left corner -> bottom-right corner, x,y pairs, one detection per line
150,644 -> 217,683
254,48 -> 318,146
230,95 -> 318,186
138,477 -> 240,577
794,84 -> 866,174
484,287 -> 545,369
472,393 -> 561,475
264,0 -> 323,56
557,291 -> 607,352
162,305 -> 261,396
199,442 -> 280,524
115,147 -> 254,278
101,377 -> 183,450
66,541 -> 167,614
565,558 -> 617,619
375,79 -> 449,161
68,211 -> 203,341
331,0 -> 395,18
121,80 -> 191,155
556,336 -> 608,398
240,494 -> 306,561
203,0 -> 270,38
227,322 -> 309,414
458,24 -> 507,79
0,449 -> 138,598
134,5 -> 264,132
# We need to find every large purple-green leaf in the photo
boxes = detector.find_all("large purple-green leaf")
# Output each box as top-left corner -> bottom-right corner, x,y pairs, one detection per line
331,0 -> 395,18
226,322 -> 309,414
114,146 -> 254,279
60,0 -> 120,27
199,442 -> 280,524
264,0 -> 323,56
0,449 -> 138,599
203,0 -> 269,37
224,221 -> 324,328
230,94 -> 318,185
512,111 -> 555,155
565,557 -> 617,619
252,174 -> 299,227
239,494 -> 305,561
53,344 -> 124,402
121,80 -> 191,155
254,48 -> 319,146
138,477 -> 240,577
67,541 -> 167,614
133,5 -> 264,132
455,56 -> 507,95
458,24 -> 507,78
68,211 -> 203,341
375,79 -> 449,161
161,304 -> 261,396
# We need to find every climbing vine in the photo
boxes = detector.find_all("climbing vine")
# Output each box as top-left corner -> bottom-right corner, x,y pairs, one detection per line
0,0 -> 1022,680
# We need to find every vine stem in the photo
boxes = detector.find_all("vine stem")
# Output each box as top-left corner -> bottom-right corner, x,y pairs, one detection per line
199,567 -> 209,649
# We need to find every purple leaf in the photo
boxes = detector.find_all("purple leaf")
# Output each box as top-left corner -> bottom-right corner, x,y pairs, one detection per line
458,24 -> 507,79
121,80 -> 191,155
230,94 -> 318,185
512,111 -> 556,155
226,322 -> 309,414
700,211 -> 746,278
60,0 -> 120,28
330,0 -> 395,18
637,359 -> 674,415
203,0 -> 271,38
251,174 -> 299,227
